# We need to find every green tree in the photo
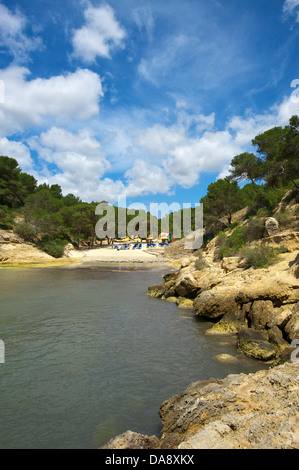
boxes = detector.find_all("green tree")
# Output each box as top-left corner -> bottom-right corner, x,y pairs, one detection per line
200,178 -> 242,226
229,152 -> 264,192
69,203 -> 95,248
252,115 -> 299,188
0,156 -> 23,207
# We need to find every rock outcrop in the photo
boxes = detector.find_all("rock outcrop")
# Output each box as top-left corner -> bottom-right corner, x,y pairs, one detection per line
148,249 -> 299,362
0,229 -> 80,265
102,362 -> 299,449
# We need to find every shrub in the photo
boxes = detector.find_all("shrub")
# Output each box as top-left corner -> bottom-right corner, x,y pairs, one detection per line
40,241 -> 65,258
214,227 -> 246,259
239,244 -> 278,269
194,252 -> 208,270
14,222 -> 37,242
0,205 -> 14,230
39,237 -> 68,258
244,217 -> 265,242
274,211 -> 293,229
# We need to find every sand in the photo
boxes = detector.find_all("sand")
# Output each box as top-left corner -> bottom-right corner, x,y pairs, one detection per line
71,245 -> 165,264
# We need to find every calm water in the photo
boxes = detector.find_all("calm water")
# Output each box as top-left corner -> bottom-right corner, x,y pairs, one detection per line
0,264 -> 268,449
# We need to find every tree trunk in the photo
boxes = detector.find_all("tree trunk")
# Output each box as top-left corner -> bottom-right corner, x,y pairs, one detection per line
251,179 -> 258,193
292,179 -> 299,189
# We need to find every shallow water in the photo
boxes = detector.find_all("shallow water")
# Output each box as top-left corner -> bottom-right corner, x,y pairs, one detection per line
0,265 -> 268,449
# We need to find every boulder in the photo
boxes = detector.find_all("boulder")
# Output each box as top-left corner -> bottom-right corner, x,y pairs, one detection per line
235,281 -> 293,307
290,253 -> 299,279
248,300 -> 275,330
194,285 -> 239,320
237,327 -> 277,361
176,297 -> 194,309
284,308 -> 299,341
162,285 -> 177,299
268,326 -> 289,351
175,273 -> 198,298
213,353 -> 239,364
162,272 -> 178,283
148,280 -> 175,298
206,307 -> 248,335
180,256 -> 197,268
265,217 -> 279,236
101,430 -> 159,449
266,305 -> 293,329
221,257 -> 241,273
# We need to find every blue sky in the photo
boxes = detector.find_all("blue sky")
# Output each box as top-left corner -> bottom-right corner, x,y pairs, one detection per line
0,0 -> 298,210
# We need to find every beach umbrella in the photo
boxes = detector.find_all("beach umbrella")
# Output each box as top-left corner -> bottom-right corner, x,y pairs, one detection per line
159,232 -> 169,242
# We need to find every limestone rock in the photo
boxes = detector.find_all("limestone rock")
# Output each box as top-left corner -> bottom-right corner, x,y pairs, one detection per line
213,354 -> 239,364
159,362 -> 299,449
268,326 -> 289,351
194,285 -> 239,320
176,297 -> 194,309
284,307 -> 299,341
102,361 -> 299,449
221,257 -> 242,273
206,307 -> 248,335
235,281 -> 293,307
290,253 -> 299,279
265,217 -> 279,236
175,273 -> 198,298
0,243 -> 55,265
248,300 -> 275,330
264,231 -> 299,252
266,305 -> 293,329
101,430 -> 159,449
237,327 -> 277,361
148,280 -> 175,298
180,256 -> 196,268
162,272 -> 177,283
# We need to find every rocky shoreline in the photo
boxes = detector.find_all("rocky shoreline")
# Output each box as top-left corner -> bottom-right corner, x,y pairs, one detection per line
103,361 -> 299,449
2,222 -> 299,449
103,219 -> 299,449
148,249 -> 299,363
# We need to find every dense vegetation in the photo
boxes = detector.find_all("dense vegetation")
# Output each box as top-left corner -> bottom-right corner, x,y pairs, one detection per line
200,115 -> 299,229
199,115 -> 299,268
0,115 -> 298,259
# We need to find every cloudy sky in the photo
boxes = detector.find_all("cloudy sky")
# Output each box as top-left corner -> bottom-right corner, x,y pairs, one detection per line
0,0 -> 298,208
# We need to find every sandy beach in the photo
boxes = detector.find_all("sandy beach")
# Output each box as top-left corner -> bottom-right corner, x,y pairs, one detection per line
71,244 -> 165,264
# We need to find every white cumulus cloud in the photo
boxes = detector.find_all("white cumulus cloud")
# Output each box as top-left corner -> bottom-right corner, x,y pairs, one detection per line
72,4 -> 126,63
0,137 -> 33,170
0,66 -> 103,136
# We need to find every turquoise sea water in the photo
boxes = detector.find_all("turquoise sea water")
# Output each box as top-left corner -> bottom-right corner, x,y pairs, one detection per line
0,265 -> 268,449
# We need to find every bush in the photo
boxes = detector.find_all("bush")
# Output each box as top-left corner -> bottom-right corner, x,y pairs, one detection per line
14,222 -> 37,242
274,211 -> 293,229
0,205 -> 14,230
244,217 -> 265,242
39,237 -> 68,258
215,226 -> 246,259
239,244 -> 278,269
194,252 -> 208,270
40,241 -> 65,258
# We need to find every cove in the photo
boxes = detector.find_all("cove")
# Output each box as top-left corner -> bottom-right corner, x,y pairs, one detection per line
0,265 -> 268,449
